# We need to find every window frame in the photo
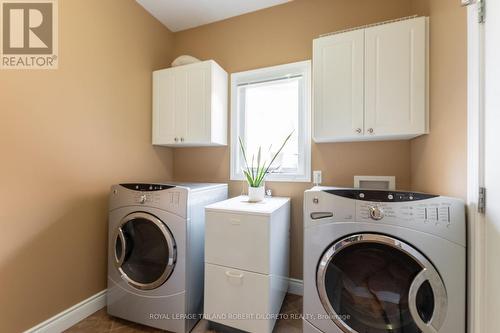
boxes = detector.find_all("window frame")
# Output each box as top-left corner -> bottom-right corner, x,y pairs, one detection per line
230,60 -> 311,182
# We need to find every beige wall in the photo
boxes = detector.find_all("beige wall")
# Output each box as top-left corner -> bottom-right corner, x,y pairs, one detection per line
0,1 -> 175,331
172,0 -> 415,279
410,0 -> 468,199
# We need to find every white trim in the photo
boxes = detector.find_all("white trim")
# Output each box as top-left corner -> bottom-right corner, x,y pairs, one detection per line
23,280 -> 302,333
287,277 -> 303,296
230,60 -> 312,183
466,3 -> 485,333
24,290 -> 106,333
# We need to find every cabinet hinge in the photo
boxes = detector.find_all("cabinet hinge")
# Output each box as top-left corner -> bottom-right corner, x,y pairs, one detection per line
461,0 -> 485,23
478,187 -> 486,214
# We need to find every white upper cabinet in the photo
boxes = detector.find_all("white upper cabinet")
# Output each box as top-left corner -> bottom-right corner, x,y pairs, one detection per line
313,29 -> 365,141
365,17 -> 428,138
313,17 -> 429,142
153,60 -> 228,147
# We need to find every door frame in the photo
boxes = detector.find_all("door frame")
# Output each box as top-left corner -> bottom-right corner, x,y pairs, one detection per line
466,2 -> 485,333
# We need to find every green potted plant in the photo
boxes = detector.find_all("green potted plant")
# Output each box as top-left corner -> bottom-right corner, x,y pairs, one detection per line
238,132 -> 293,202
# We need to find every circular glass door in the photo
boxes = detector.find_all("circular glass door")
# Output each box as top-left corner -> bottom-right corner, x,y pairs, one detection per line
114,212 -> 176,290
317,234 -> 447,333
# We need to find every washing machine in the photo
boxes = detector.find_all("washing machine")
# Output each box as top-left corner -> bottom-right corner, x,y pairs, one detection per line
107,182 -> 227,332
303,187 -> 466,333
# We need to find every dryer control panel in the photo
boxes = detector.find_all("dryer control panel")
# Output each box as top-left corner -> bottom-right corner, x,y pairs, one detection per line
109,183 -> 188,218
120,183 -> 175,191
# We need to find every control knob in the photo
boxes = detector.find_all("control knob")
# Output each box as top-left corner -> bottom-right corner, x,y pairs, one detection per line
369,205 -> 384,220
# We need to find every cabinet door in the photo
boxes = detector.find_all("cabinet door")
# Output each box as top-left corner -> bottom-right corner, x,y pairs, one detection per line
183,63 -> 210,144
365,17 -> 427,137
152,69 -> 176,145
313,29 -> 364,142
173,68 -> 188,143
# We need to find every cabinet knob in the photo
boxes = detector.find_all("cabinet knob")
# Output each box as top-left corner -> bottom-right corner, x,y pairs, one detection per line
355,128 -> 362,134
180,137 -> 184,142
368,128 -> 374,134
174,137 -> 179,142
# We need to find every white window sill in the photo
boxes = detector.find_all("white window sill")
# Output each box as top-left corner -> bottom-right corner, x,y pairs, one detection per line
231,174 -> 311,183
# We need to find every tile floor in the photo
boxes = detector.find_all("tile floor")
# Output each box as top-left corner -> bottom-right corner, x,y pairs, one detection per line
65,294 -> 302,333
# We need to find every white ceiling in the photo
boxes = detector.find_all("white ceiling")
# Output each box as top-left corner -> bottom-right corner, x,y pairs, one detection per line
136,0 -> 292,32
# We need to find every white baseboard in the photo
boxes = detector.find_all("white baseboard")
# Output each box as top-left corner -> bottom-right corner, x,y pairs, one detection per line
24,290 -> 107,333
287,277 -> 303,296
24,278 -> 301,332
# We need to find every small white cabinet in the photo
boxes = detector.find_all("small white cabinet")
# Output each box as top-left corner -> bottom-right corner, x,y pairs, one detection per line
152,60 -> 228,147
313,17 -> 429,142
204,196 -> 290,333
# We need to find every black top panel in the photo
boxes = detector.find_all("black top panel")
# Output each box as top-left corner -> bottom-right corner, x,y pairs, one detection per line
120,183 -> 175,192
323,189 -> 439,202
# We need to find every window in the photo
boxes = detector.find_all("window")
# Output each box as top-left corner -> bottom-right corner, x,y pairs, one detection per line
231,61 -> 311,182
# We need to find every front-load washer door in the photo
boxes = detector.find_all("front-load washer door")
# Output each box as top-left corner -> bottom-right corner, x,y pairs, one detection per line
113,212 -> 176,290
317,234 -> 447,333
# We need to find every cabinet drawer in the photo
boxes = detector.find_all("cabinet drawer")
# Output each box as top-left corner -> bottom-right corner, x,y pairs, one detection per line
204,263 -> 272,333
205,211 -> 270,274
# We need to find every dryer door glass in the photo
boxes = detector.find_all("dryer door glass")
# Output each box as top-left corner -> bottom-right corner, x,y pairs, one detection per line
317,234 -> 447,333
116,212 -> 176,290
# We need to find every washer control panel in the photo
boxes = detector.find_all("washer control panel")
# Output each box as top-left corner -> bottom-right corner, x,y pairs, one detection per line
323,188 -> 438,202
357,200 -> 453,227
305,187 -> 466,246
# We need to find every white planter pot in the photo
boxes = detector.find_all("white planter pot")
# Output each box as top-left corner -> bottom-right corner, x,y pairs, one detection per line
248,185 -> 265,202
